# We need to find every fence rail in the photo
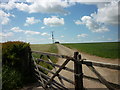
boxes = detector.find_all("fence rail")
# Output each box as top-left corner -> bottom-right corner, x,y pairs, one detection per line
82,59 -> 120,70
32,51 -> 120,90
32,50 -> 74,60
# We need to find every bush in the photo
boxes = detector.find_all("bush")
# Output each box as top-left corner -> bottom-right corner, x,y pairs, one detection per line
2,66 -> 22,90
2,41 -> 30,71
2,41 -> 35,90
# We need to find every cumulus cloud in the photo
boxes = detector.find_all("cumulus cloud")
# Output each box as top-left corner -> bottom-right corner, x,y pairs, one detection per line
74,1 -> 119,33
1,0 -> 70,14
1,0 -> 119,27
77,33 -> 88,38
75,16 -> 109,32
0,10 -> 15,25
82,16 -> 109,32
91,1 -> 119,25
27,0 -> 69,14
0,0 -> 16,10
43,16 -> 64,27
11,27 -> 24,32
74,20 -> 83,25
24,17 -> 40,26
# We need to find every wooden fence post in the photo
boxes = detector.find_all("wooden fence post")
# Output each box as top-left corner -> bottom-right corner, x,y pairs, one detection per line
74,52 -> 83,90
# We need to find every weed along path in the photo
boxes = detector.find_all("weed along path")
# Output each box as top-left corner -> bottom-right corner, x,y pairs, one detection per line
56,44 -> 119,89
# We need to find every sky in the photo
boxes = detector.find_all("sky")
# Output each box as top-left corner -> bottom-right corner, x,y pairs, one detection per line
0,0 -> 119,44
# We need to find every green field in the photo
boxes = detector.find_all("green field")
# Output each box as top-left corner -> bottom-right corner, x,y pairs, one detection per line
30,44 -> 58,53
62,42 -> 120,59
30,44 -> 58,74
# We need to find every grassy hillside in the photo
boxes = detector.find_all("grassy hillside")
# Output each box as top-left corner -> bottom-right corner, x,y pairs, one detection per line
62,42 -> 120,59
30,44 -> 57,53
30,44 -> 58,74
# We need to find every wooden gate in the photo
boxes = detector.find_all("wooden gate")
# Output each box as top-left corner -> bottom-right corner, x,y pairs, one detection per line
31,51 -> 120,90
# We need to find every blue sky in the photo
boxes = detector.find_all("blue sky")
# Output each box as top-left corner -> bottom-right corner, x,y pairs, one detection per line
0,0 -> 119,44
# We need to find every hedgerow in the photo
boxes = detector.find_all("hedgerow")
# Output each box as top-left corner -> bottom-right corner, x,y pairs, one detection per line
2,41 -> 35,90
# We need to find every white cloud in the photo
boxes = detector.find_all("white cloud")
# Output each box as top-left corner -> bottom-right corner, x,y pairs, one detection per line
0,10 -> 15,25
24,17 -> 40,26
16,3 -> 30,12
74,1 -> 119,33
41,26 -> 45,29
10,27 -> 51,36
24,30 -> 41,35
41,32 -> 50,36
76,1 -> 119,25
74,20 -> 83,25
0,0 -> 16,10
11,27 -> 24,32
75,16 -> 109,32
1,0 -> 70,14
27,0 -> 70,14
1,0 -> 119,20
0,0 -> 113,11
91,1 -> 119,25
0,32 -> 14,37
77,33 -> 88,38
11,27 -> 41,35
43,16 -> 64,27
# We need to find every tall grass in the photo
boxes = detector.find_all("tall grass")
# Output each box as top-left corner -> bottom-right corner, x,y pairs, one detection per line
63,42 -> 120,59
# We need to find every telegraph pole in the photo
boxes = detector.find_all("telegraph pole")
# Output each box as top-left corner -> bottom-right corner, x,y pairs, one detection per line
51,31 -> 54,44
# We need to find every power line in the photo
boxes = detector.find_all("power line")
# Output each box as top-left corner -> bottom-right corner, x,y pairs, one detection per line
51,31 -> 54,44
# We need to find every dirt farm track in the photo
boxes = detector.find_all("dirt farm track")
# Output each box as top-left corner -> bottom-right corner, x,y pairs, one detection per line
21,44 -> 120,90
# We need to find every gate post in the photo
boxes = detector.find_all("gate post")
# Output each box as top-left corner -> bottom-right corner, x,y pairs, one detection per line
74,52 -> 83,90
